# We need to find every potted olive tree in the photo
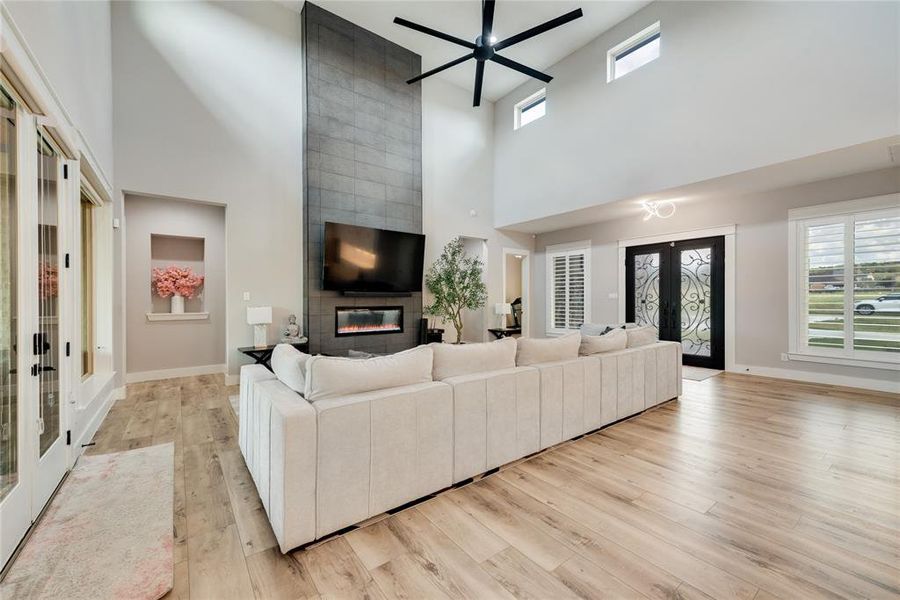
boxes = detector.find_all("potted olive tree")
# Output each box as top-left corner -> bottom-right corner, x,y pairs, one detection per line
424,237 -> 488,344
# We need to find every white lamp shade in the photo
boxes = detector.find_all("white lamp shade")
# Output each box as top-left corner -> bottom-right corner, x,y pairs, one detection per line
247,306 -> 272,325
494,302 -> 512,316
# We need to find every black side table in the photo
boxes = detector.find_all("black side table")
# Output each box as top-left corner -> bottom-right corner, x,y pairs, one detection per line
238,340 -> 309,371
487,327 -> 522,339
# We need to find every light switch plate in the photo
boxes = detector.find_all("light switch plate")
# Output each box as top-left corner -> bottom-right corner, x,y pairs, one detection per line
242,292 -> 250,301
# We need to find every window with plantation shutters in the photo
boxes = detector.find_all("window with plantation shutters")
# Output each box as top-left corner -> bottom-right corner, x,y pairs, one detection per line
789,195 -> 900,368
547,243 -> 591,334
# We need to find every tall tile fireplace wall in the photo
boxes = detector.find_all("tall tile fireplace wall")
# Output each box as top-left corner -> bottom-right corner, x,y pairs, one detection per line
302,3 -> 424,355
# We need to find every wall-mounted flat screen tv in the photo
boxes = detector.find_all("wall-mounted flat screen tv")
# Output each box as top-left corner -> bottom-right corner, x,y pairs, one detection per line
323,222 -> 425,293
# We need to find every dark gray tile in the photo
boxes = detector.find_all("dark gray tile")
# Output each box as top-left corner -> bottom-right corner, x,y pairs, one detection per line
356,196 -> 386,217
319,171 -> 355,194
317,62 -> 354,90
354,144 -> 386,168
355,179 -> 386,201
385,152 -> 413,174
321,189 -> 356,211
386,185 -> 413,204
355,111 -> 385,134
320,153 -> 355,177
319,136 -> 355,160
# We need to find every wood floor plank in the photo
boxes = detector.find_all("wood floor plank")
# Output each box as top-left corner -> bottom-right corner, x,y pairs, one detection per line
245,547 -> 319,600
187,524 -> 255,600
481,548 -> 580,600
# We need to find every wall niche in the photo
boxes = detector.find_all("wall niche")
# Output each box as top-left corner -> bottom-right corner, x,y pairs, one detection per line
149,233 -> 206,315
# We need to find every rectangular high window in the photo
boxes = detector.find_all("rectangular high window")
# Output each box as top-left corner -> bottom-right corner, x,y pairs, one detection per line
514,88 -> 546,130
608,22 -> 660,81
789,196 -> 900,368
546,242 -> 591,334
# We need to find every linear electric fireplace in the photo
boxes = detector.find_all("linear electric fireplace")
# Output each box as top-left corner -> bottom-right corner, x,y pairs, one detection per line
335,306 -> 404,337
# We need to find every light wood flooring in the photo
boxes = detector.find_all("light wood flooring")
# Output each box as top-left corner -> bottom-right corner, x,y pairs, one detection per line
86,373 -> 900,600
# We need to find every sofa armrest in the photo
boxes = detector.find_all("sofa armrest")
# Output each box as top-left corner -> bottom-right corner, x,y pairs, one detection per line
239,365 -> 316,553
258,380 -> 317,552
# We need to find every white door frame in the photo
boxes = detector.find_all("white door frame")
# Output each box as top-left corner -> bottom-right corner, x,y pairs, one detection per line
501,247 -> 530,337
617,225 -> 736,372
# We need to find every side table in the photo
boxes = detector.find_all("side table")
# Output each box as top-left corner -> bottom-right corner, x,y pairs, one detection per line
238,340 -> 309,371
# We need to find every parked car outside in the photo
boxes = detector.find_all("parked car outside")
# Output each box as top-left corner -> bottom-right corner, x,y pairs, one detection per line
854,293 -> 900,315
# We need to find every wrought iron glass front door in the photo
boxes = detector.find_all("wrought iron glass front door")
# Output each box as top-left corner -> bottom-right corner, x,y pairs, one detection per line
626,237 -> 724,369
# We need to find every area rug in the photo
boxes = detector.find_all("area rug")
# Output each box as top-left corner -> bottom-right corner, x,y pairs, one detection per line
682,366 -> 724,381
0,443 -> 174,600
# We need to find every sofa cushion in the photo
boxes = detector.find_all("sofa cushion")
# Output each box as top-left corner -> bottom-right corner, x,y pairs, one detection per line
627,326 -> 658,347
430,338 -> 517,380
580,327 -> 627,355
304,345 -> 433,401
516,332 -> 581,366
581,322 -> 639,336
271,344 -> 311,394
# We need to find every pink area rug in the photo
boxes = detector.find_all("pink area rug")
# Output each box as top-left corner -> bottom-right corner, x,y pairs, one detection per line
1,443 -> 174,600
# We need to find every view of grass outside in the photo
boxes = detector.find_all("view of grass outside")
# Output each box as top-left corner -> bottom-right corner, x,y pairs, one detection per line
808,290 -> 900,352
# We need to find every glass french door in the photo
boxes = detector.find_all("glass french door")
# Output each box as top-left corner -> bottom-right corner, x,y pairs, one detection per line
626,237 -> 725,369
0,94 -> 69,569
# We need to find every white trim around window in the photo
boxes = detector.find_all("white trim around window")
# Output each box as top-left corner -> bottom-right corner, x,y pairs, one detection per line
546,240 -> 591,336
787,193 -> 900,370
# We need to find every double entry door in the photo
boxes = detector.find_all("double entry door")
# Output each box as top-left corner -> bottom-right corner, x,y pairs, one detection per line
626,236 -> 725,369
1,94 -> 69,569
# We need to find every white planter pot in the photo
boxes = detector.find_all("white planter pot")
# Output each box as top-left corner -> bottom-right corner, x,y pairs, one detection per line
171,294 -> 185,314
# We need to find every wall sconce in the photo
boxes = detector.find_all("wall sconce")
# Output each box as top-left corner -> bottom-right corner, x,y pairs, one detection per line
641,200 -> 676,221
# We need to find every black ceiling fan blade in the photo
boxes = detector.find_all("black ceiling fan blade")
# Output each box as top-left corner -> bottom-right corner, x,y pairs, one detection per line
482,0 -> 496,40
493,8 -> 583,51
490,54 -> 552,83
473,61 -> 485,107
407,54 -> 474,84
394,17 -> 476,49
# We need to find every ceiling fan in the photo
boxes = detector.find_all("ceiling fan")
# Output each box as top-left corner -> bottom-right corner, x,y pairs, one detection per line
394,1 -> 583,106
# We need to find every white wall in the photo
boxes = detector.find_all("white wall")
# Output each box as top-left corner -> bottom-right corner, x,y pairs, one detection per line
421,77 -> 534,342
111,0 -> 303,382
493,1 -> 900,228
532,167 -> 900,389
124,194 -> 226,377
4,0 -> 114,182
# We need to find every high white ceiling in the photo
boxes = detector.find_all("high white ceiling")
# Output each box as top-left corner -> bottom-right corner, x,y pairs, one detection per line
306,1 -> 650,102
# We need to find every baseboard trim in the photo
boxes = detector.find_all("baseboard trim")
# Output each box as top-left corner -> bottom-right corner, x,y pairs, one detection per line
126,364 -> 227,384
70,384 -> 116,467
225,374 -> 240,386
730,364 -> 899,394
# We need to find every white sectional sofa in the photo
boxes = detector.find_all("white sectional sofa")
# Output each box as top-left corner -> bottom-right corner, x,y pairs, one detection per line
239,331 -> 682,553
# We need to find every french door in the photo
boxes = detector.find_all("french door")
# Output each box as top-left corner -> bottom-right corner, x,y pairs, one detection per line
626,236 -> 725,369
0,94 -> 69,569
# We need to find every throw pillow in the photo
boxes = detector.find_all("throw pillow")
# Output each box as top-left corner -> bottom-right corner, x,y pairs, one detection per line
515,332 -> 581,366
626,326 -> 658,347
271,344 -> 311,395
579,327 -> 628,355
304,345 -> 433,401
429,337 -> 517,380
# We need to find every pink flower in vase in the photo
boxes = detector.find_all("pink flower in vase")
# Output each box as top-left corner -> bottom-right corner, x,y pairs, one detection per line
151,266 -> 204,299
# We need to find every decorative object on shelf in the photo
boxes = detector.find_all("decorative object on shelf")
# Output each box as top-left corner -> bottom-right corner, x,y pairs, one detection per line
247,306 -> 272,349
494,302 -> 512,327
151,265 -> 204,314
641,200 -> 676,221
281,313 -> 303,343
395,0 -> 583,106
424,237 -> 488,344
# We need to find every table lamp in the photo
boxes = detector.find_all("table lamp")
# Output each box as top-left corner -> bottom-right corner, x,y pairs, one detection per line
247,306 -> 272,349
494,302 -> 512,328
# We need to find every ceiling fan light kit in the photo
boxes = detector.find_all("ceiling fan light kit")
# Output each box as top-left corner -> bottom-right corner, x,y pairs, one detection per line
394,0 -> 584,106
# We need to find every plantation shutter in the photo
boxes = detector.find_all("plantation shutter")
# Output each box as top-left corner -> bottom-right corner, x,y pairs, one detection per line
792,202 -> 900,362
548,246 -> 590,333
